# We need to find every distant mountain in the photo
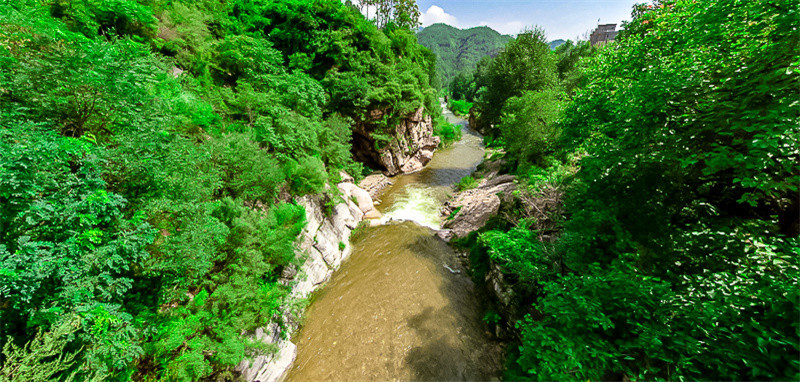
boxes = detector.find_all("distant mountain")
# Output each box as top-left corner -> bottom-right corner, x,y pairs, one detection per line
549,39 -> 566,50
417,23 -> 512,88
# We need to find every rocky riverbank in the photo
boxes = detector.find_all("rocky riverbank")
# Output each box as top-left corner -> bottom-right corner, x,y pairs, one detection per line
437,155 -> 516,242
436,150 -> 568,341
236,174 -> 384,382
435,153 -> 528,339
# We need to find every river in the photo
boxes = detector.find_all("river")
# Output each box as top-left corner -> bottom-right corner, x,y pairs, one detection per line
285,105 -> 504,381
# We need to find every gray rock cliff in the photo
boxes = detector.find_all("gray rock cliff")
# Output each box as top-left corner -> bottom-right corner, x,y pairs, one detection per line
352,107 -> 440,176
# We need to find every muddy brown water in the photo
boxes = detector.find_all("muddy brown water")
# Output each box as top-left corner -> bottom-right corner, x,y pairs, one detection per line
285,106 -> 504,381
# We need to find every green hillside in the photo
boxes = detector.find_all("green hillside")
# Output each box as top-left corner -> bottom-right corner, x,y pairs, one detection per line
548,39 -> 566,49
417,23 -> 511,89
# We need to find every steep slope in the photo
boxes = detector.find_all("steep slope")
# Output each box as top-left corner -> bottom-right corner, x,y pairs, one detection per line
417,23 -> 511,88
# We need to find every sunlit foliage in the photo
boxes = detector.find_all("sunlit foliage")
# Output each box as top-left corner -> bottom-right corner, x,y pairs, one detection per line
0,0 -> 437,379
461,0 -> 799,380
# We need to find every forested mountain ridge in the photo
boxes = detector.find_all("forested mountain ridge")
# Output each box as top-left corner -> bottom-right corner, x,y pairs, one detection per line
548,39 -> 565,49
417,23 -> 511,89
0,0 -> 439,380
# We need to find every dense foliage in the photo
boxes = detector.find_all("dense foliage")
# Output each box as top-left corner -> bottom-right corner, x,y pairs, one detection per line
0,0 -> 438,379
432,116 -> 462,147
447,55 -> 492,102
446,98 -> 472,116
457,0 -> 800,380
449,28 -> 590,139
416,23 -> 511,90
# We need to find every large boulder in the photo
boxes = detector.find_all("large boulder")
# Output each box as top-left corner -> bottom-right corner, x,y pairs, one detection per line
440,177 -> 515,239
338,182 -> 381,220
358,173 -> 393,200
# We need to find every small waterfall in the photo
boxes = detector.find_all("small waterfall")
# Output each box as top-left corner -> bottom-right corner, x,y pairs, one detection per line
380,186 -> 441,229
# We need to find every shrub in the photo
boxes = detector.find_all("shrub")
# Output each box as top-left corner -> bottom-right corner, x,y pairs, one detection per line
433,116 -> 462,146
456,175 -> 479,191
447,98 -> 472,116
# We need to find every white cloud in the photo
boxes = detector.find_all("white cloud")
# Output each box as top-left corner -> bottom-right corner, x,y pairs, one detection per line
478,20 -> 525,36
420,5 -> 459,28
346,0 -> 377,19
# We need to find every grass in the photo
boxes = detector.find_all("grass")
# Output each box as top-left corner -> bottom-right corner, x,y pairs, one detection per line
456,175 -> 479,191
447,206 -> 463,220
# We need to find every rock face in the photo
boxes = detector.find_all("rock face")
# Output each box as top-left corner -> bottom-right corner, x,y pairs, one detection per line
352,107 -> 440,176
468,108 -> 486,135
236,176 -> 379,382
439,175 -> 515,240
358,173 -> 393,200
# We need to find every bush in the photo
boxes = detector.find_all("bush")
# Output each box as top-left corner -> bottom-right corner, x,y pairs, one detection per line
447,98 -> 472,116
456,175 -> 479,191
433,116 -> 462,146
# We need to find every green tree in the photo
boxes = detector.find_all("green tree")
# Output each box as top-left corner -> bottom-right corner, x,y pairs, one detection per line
553,39 -> 594,94
496,89 -> 562,168
0,316 -> 81,382
478,26 -> 557,133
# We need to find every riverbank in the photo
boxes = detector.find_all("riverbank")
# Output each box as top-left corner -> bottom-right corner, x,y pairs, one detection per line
236,176 -> 381,381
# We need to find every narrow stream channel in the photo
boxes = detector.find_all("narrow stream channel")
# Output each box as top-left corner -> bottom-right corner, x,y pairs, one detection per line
285,106 -> 504,381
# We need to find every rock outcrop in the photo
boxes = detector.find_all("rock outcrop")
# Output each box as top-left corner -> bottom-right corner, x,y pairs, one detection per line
352,107 -> 440,176
358,173 -> 393,200
438,174 -> 515,241
236,176 -> 379,382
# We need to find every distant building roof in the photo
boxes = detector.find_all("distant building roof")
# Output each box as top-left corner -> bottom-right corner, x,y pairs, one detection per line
590,24 -> 619,46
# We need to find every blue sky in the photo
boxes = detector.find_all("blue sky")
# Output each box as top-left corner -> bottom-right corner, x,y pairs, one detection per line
415,0 -> 641,41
